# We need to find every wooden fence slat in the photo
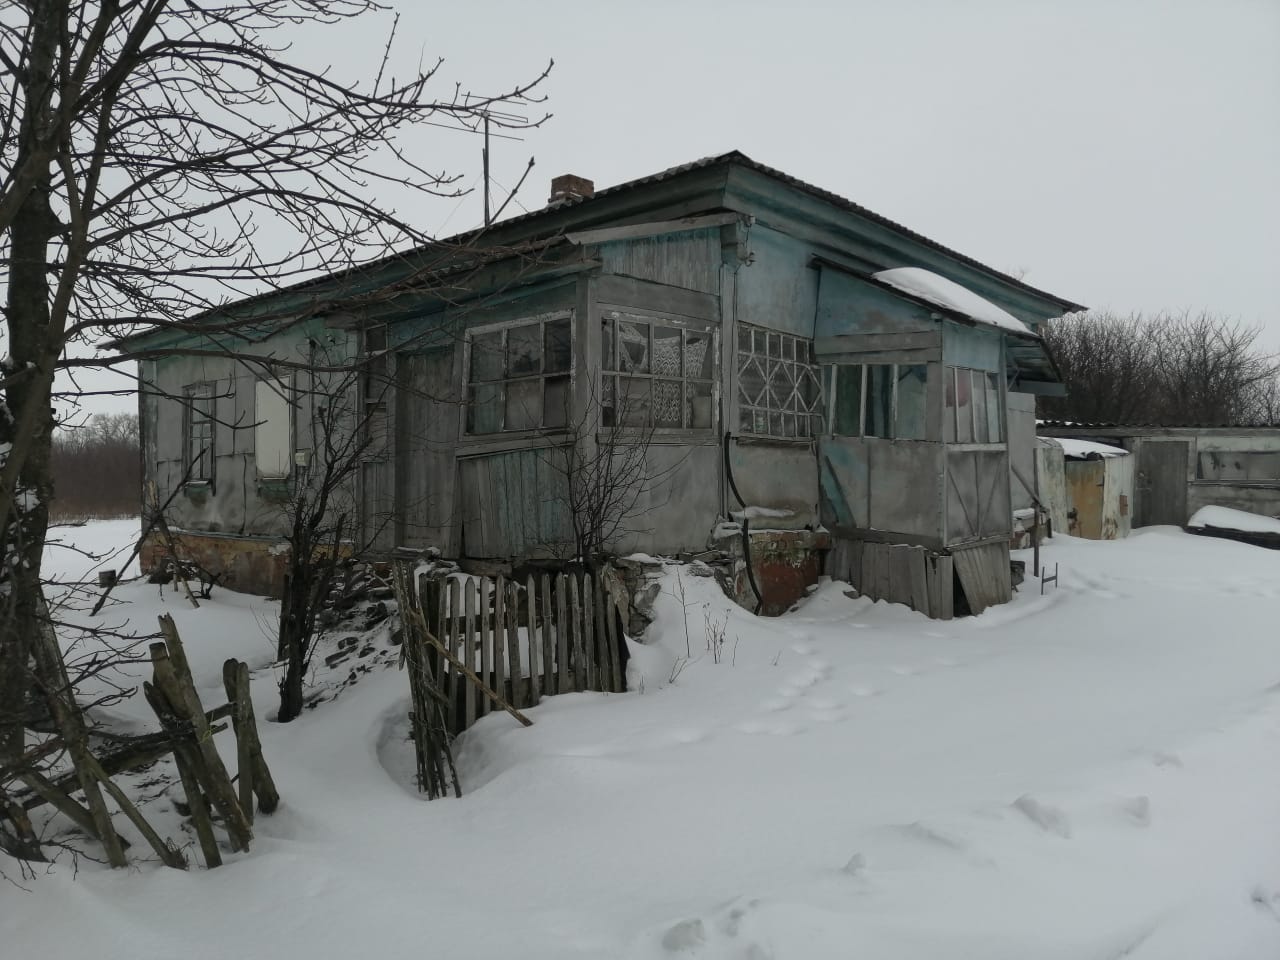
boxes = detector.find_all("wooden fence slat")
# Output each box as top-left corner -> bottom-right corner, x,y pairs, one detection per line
582,572 -> 597,691
493,576 -> 506,710
908,548 -> 930,615
478,577 -> 491,718
463,579 -> 477,729
505,581 -> 523,708
448,578 -> 462,730
604,572 -> 623,693
526,574 -> 540,705
556,574 -> 570,693
593,571 -> 609,692
568,574 -> 585,691
539,574 -> 554,697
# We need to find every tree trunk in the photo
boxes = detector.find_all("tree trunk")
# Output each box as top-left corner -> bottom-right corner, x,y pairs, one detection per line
0,0 -> 61,770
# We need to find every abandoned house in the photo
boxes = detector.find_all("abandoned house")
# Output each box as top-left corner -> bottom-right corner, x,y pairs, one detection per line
1038,422 -> 1280,529
123,151 -> 1084,618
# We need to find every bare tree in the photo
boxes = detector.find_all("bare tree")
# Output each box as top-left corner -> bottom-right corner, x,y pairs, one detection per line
539,378 -> 680,565
1040,310 -> 1280,425
0,0 -> 548,862
50,412 -> 140,520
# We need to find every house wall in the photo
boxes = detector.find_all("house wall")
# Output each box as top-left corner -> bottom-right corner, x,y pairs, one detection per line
137,323 -> 357,593
1008,392 -> 1037,511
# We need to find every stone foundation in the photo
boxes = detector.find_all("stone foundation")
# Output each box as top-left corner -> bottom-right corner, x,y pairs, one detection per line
141,530 -> 292,597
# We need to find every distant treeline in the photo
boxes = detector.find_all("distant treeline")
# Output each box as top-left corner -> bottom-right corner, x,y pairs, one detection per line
50,413 -> 140,520
1039,311 -> 1280,426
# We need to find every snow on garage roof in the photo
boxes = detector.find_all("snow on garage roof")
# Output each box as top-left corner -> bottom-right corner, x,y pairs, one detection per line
1051,438 -> 1130,459
873,267 -> 1031,335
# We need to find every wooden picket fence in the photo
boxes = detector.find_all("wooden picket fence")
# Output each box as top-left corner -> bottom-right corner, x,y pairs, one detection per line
414,567 -> 628,737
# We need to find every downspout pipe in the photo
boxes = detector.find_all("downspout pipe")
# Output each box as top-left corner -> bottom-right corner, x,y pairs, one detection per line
723,431 -> 763,615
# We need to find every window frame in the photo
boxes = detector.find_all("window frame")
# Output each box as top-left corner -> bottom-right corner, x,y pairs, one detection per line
943,366 -> 1005,445
183,382 -> 215,485
462,311 -> 575,437
736,322 -> 822,441
825,362 -> 929,441
601,310 -> 718,434
254,375 -> 293,481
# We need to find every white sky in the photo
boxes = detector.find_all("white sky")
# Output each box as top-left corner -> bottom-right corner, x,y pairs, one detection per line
74,0 -> 1280,415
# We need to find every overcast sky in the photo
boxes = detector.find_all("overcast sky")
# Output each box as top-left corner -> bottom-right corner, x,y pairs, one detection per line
80,0 -> 1280,415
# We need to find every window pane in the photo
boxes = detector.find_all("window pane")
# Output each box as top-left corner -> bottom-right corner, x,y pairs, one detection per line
467,383 -> 501,434
470,330 -> 503,382
255,379 -> 291,479
685,331 -> 712,380
544,375 -> 570,429
767,332 -> 781,359
619,376 -> 650,426
602,321 -> 615,372
864,365 -> 893,438
767,361 -> 793,413
896,364 -> 928,441
688,381 -> 713,429
652,326 -> 682,377
954,368 -> 973,443
739,356 -> 766,408
602,376 -> 616,427
653,378 -> 682,427
834,365 -> 862,436
618,321 -> 649,372
504,377 -> 541,430
506,323 -> 541,377
544,318 -> 571,374
985,373 -> 1002,442
972,371 -> 989,443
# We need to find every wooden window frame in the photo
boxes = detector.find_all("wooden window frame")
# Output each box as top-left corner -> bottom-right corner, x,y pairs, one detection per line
463,311 -> 575,437
736,322 -> 821,440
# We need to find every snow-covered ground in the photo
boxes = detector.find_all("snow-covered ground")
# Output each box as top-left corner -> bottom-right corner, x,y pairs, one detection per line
5,522 -> 1280,959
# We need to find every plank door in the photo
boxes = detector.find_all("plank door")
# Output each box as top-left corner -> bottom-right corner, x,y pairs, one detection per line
397,348 -> 460,551
1135,441 -> 1189,527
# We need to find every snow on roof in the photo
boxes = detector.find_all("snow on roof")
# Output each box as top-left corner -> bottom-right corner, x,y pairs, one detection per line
1052,438 -> 1130,460
872,267 -> 1031,335
1187,505 -> 1280,534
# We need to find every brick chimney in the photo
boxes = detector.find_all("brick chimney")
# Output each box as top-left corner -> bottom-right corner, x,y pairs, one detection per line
548,174 -> 594,205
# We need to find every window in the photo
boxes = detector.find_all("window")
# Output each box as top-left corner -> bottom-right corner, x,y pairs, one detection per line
736,323 -> 821,438
828,363 -> 927,441
944,367 -> 1003,443
255,378 -> 291,479
602,312 -> 715,429
185,384 -> 214,483
466,314 -> 572,434
362,325 -> 390,453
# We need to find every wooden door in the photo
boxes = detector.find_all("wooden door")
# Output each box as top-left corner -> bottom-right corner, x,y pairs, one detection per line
397,348 -> 459,551
1136,441 -> 1189,527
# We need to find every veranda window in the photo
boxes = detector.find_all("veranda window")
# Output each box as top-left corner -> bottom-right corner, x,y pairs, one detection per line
827,363 -> 928,441
601,312 -> 715,429
943,367 -> 1003,443
466,314 -> 572,434
737,323 -> 822,439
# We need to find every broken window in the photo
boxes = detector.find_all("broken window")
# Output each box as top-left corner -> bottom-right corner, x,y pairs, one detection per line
828,363 -> 928,440
185,384 -> 214,483
465,314 -> 573,435
254,378 -> 292,479
601,312 -> 716,430
944,367 -> 1003,444
736,323 -> 822,439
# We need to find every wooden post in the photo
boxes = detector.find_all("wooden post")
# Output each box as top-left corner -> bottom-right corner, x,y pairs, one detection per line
555,574 -> 570,694
221,660 -> 254,823
492,576 -> 506,708
593,572 -> 610,692
505,580 -> 522,707
153,619 -> 254,851
463,579 -> 477,730
582,572 -> 597,691
567,573 -> 584,691
539,574 -> 554,696
478,577 -> 491,718
526,574 -> 540,705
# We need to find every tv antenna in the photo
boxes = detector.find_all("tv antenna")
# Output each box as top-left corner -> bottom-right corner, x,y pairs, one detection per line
460,97 -> 531,227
